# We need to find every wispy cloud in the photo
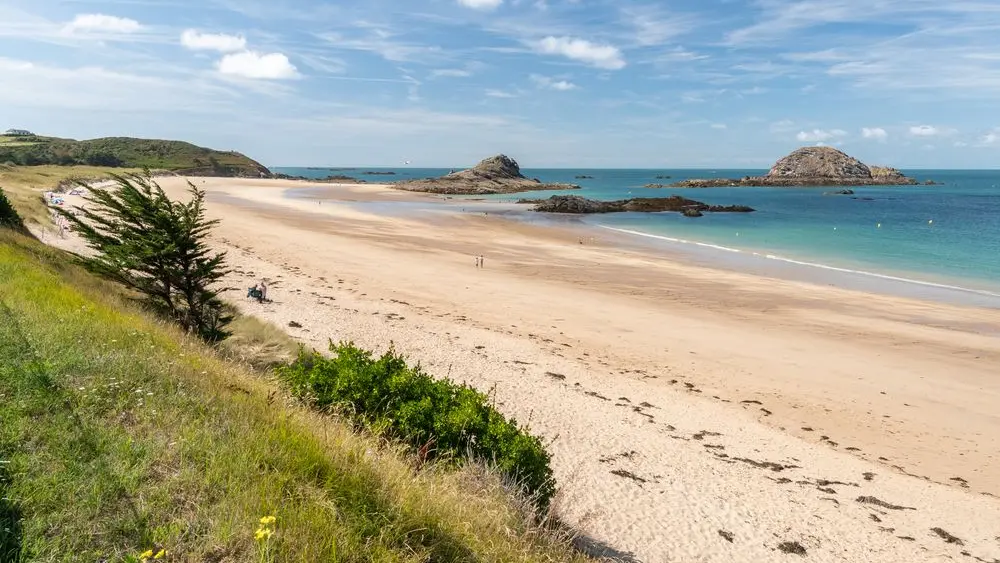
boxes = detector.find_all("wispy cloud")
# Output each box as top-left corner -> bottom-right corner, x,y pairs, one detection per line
796,128 -> 846,142
457,0 -> 503,10
318,28 -> 448,64
909,125 -> 940,137
530,74 -> 577,90
770,120 -> 796,133
181,29 -> 246,52
618,4 -> 698,47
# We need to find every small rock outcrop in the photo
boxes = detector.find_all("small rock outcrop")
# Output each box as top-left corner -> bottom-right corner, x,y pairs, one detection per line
272,173 -> 367,183
528,195 -> 754,215
673,147 -> 918,187
396,155 -> 579,195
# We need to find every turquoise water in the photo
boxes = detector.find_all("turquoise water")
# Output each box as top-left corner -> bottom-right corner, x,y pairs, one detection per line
274,167 -> 1000,298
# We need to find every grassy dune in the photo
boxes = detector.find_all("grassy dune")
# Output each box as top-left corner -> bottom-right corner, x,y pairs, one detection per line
0,231 -> 584,562
0,164 -> 141,226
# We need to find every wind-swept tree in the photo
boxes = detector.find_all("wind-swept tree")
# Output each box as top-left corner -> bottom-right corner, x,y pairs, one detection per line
57,173 -> 232,341
0,188 -> 26,233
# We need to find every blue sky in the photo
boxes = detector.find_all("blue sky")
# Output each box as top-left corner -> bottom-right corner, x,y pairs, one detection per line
2,0 -> 1000,168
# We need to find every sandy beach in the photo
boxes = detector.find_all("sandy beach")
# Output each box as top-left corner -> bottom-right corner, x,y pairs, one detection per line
45,177 -> 1000,562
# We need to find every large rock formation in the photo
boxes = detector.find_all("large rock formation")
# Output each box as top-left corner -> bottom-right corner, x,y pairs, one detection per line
525,195 -> 754,215
673,147 -> 919,187
395,155 -> 579,195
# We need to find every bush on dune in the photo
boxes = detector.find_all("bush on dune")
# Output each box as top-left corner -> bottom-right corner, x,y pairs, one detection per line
279,343 -> 557,507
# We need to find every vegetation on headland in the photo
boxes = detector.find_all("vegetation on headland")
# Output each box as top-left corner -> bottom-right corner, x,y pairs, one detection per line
0,133 -> 270,177
0,179 -> 576,561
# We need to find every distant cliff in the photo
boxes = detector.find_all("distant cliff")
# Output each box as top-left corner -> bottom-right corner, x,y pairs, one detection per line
674,147 -> 918,187
0,134 -> 271,177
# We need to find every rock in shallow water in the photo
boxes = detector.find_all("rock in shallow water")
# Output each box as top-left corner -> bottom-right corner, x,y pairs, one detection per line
395,154 -> 579,194
530,195 -> 754,215
673,146 -> 918,187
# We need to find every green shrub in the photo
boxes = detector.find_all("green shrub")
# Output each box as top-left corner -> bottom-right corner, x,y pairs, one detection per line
0,188 -> 25,232
279,342 -> 556,507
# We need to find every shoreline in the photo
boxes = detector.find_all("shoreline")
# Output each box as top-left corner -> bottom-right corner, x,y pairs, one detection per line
47,177 -> 1000,563
287,184 -> 1000,307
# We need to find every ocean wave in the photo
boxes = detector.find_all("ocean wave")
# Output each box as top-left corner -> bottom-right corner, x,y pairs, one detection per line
598,225 -> 1000,299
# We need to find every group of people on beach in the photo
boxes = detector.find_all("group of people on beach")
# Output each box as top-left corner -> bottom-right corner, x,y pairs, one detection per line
474,255 -> 485,268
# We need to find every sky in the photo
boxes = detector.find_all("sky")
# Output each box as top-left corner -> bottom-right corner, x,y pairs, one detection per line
2,0 -> 1000,168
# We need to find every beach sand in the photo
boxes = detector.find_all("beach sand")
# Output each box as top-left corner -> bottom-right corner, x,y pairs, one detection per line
47,177 -> 1000,562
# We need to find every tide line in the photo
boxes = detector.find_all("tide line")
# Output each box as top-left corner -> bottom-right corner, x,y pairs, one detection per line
598,225 -> 1000,299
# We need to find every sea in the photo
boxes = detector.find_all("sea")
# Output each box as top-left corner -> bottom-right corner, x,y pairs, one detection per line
273,167 -> 1000,306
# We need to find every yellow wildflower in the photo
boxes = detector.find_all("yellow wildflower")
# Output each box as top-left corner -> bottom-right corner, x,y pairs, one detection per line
254,527 -> 273,541
139,549 -> 154,559
259,515 -> 276,526
154,549 -> 167,559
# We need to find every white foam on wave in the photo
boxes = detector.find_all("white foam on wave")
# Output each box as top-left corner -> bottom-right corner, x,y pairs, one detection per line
600,226 -> 743,254
598,225 -> 1000,299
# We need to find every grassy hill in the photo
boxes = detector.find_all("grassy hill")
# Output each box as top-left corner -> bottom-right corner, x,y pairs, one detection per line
0,134 -> 271,178
0,223 -> 584,561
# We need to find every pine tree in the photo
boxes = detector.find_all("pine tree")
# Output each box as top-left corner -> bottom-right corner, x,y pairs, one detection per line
57,173 -> 232,341
0,188 -> 25,232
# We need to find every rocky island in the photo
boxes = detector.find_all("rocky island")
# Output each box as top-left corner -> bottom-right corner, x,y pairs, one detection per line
521,195 -> 754,217
272,173 -> 367,183
673,147 -> 919,187
394,155 -> 579,195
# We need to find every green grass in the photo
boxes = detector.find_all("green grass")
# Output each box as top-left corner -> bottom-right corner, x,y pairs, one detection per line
0,230 -> 585,562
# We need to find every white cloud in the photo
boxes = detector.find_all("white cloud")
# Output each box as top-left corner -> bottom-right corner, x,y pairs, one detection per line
181,29 -> 246,52
485,89 -> 518,98
217,51 -> 298,79
530,74 -> 576,91
457,0 -> 503,10
710,123 -> 727,129
979,129 -> 1000,145
63,13 -> 142,34
909,125 -> 939,137
796,128 -> 846,142
534,36 -> 625,70
861,127 -> 888,140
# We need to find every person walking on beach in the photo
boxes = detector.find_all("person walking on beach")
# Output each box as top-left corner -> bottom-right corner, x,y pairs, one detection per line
479,255 -> 484,268
475,255 -> 480,268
